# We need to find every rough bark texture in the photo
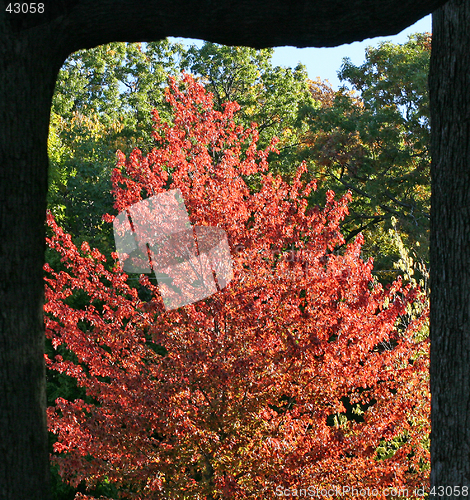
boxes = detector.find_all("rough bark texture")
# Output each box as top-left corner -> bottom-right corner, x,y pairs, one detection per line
429,0 -> 470,490
7,0 -> 447,50
0,22 -> 67,499
0,0 -> 456,498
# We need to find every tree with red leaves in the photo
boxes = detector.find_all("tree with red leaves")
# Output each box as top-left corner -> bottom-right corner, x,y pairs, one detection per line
45,74 -> 429,500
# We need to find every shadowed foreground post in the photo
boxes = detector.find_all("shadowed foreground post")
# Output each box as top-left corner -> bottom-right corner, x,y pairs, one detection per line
429,0 -> 470,488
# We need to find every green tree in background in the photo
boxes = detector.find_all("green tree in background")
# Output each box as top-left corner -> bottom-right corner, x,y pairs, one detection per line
48,41 -> 315,256
47,33 -> 432,294
299,33 -> 431,283
51,41 -> 186,143
181,42 -> 314,171
48,41 -> 185,255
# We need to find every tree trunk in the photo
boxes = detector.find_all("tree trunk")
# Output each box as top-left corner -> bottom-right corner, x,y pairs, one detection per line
429,0 -> 470,489
0,30 -> 63,499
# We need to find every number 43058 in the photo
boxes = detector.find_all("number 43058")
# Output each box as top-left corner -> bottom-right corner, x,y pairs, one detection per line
5,3 -> 44,13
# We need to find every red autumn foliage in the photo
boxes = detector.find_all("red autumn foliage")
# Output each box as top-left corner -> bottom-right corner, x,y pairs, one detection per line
45,74 -> 430,500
